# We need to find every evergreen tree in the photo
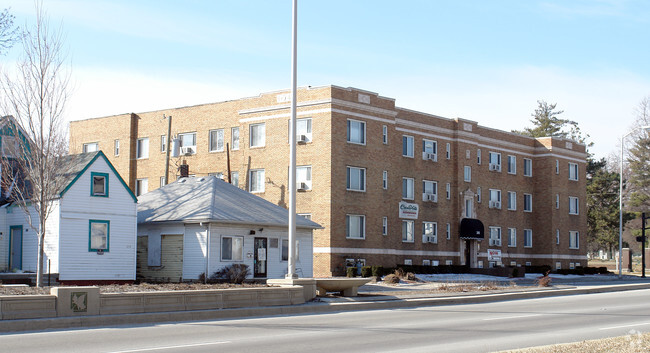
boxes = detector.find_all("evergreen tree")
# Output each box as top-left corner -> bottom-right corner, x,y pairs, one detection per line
514,100 -> 591,147
586,158 -> 624,256
627,135 -> 650,210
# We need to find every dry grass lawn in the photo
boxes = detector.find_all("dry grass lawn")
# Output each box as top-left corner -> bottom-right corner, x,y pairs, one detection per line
498,332 -> 650,352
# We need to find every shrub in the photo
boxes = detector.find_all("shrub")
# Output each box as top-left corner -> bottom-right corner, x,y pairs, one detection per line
211,264 -> 250,284
405,272 -> 417,281
371,266 -> 384,278
535,274 -> 552,287
383,273 -> 400,284
394,268 -> 406,279
346,267 -> 357,278
360,266 -> 372,278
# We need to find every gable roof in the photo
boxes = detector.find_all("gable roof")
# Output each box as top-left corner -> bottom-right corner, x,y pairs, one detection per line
137,176 -> 322,229
58,151 -> 137,202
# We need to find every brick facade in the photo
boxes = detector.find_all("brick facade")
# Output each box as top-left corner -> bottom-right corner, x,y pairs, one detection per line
69,85 -> 588,277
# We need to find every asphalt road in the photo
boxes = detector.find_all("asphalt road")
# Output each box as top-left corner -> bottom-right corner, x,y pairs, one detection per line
2,289 -> 650,353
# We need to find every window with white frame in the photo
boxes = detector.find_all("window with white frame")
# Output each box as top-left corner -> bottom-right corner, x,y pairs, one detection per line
347,166 -> 366,192
296,166 -> 312,190
466,149 -> 471,159
402,220 -> 414,242
569,197 -> 579,215
489,226 -> 501,246
231,171 -> 239,187
524,194 -> 532,212
298,213 -> 311,220
556,229 -> 560,244
446,223 -> 451,239
83,142 -> 98,153
221,236 -> 244,261
524,158 -> 532,177
402,177 -> 414,199
489,189 -> 501,209
477,149 -> 481,164
179,132 -> 197,153
114,140 -> 120,156
231,127 -> 240,150
281,238 -> 300,261
404,259 -> 413,265
160,135 -> 167,153
402,135 -> 414,157
569,231 -> 579,249
477,186 -> 482,203
464,166 -> 471,182
446,143 -> 451,159
382,217 -> 388,235
569,163 -> 579,180
556,262 -> 562,270
507,191 -> 516,210
250,123 -> 266,148
507,155 -> 516,174
423,222 -> 437,243
209,129 -> 224,152
347,119 -> 365,144
556,194 -> 560,209
346,214 -> 365,239
135,178 -> 148,196
382,170 -> 388,189
249,169 -> 265,193
382,125 -> 388,144
296,118 -> 312,142
524,229 -> 532,248
489,152 -> 501,171
464,198 -> 473,218
446,183 -> 451,199
422,180 -> 437,202
556,159 -> 560,174
160,176 -> 166,187
423,259 -> 431,266
508,228 -> 516,247
136,138 -> 149,159
422,139 -> 437,161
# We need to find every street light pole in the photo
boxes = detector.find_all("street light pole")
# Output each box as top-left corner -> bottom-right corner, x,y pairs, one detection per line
286,0 -> 298,279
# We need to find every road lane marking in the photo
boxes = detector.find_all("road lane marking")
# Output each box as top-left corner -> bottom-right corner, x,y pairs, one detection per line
106,341 -> 231,352
483,314 -> 542,321
599,323 -> 650,330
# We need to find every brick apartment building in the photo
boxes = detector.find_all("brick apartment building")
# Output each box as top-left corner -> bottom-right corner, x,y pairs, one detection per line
69,85 -> 588,277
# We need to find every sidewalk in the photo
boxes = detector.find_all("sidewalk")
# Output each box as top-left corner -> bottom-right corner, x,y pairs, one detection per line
2,276 -> 650,333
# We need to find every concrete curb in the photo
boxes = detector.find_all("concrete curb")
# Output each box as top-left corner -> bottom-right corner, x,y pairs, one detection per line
2,282 -> 650,333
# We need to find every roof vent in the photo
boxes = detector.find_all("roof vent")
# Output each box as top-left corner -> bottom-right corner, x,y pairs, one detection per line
198,177 -> 205,182
179,178 -> 186,183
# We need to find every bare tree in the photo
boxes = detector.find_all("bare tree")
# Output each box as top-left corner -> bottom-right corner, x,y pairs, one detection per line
0,8 -> 19,55
0,4 -> 69,286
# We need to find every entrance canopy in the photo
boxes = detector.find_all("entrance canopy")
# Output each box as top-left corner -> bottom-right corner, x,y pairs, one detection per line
459,218 -> 484,239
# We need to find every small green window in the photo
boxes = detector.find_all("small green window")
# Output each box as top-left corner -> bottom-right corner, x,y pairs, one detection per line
91,172 -> 109,197
89,220 -> 110,252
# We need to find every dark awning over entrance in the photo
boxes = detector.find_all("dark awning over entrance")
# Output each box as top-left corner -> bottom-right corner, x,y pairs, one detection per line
460,218 -> 484,239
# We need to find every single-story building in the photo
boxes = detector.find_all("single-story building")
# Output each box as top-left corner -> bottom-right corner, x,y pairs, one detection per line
137,176 -> 321,282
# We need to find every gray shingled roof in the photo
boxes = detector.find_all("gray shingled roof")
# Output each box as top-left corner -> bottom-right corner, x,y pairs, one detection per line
56,151 -> 101,195
137,176 -> 322,229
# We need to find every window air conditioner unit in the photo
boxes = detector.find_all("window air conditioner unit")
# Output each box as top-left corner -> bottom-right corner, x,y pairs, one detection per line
181,146 -> 195,155
489,239 -> 497,246
489,201 -> 500,209
423,193 -> 437,202
423,152 -> 437,161
489,164 -> 500,171
297,182 -> 309,191
427,236 -> 436,243
297,134 -> 308,144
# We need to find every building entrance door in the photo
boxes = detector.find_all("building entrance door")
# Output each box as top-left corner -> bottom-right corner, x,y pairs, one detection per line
9,226 -> 23,271
254,237 -> 267,278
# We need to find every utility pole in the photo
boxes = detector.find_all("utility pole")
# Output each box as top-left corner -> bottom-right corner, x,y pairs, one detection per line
638,213 -> 648,278
164,115 -> 172,186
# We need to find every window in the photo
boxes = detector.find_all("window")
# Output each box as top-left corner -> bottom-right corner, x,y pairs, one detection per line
298,213 -> 311,220
446,183 -> 451,200
249,169 -> 265,193
91,172 -> 108,197
489,152 -> 501,172
346,214 -> 365,239
524,194 -> 532,212
221,236 -> 244,261
556,160 -> 560,174
422,139 -> 437,161
489,226 -> 501,246
556,229 -> 560,245
209,129 -> 224,152
423,222 -> 437,244
83,142 -> 98,153
179,132 -> 197,152
160,176 -> 166,187
89,220 -> 109,252
423,259 -> 431,266
136,138 -> 149,159
446,223 -> 451,239
489,189 -> 501,209
402,220 -> 414,242
296,166 -> 312,190
382,217 -> 388,235
135,178 -> 148,196
296,118 -> 312,142
464,198 -> 473,218
404,259 -> 413,265
569,231 -> 579,249
347,119 -> 365,144
446,143 -> 451,159
524,229 -> 532,248
524,158 -> 532,177
556,262 -> 562,270
281,239 -> 300,261
402,177 -> 414,199
507,155 -> 516,174
382,171 -> 388,190
569,163 -> 579,180
347,166 -> 366,192
231,127 -> 240,150
569,262 -> 575,270
569,197 -> 579,215
114,140 -> 120,156
382,125 -> 388,144
508,228 -> 516,247
250,123 -> 266,147
477,187 -> 481,203
477,149 -> 481,165
422,180 -> 437,201
160,135 -> 167,153
507,191 -> 516,210
402,135 -> 414,157
464,166 -> 471,182
231,171 -> 239,187
556,194 -> 560,209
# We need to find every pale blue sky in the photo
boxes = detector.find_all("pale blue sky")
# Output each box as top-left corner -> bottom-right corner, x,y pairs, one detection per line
2,0 -> 650,159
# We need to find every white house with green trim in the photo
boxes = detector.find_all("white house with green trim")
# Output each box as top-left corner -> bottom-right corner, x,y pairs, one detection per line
0,151 -> 138,284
